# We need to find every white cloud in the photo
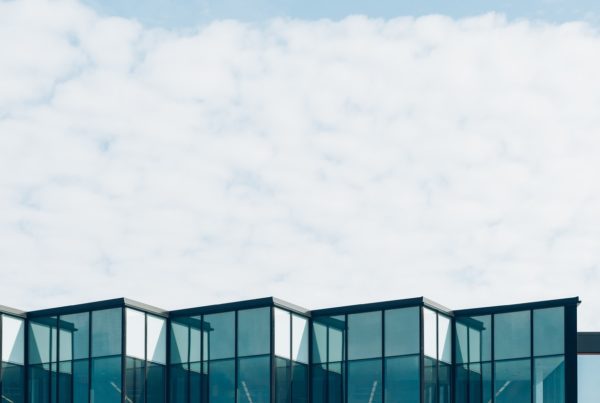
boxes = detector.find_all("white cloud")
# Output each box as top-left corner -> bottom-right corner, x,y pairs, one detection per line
1,1 -> 600,329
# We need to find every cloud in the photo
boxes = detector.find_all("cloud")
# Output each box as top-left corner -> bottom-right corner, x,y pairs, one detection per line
1,0 -> 600,329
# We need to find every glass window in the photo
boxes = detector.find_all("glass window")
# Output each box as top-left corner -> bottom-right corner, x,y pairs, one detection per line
126,309 -> 146,360
533,307 -> 564,357
91,356 -> 122,403
92,308 -> 122,357
170,321 -> 189,364
494,311 -> 531,360
204,312 -> 235,360
58,360 -> 73,403
238,356 -> 270,403
579,355 -> 600,402
328,317 -> 345,363
455,364 -> 469,403
275,357 -> 290,403
312,322 -> 327,364
2,315 -> 25,365
72,359 -> 90,403
470,315 -> 491,363
147,362 -> 166,403
28,364 -> 51,403
238,307 -> 270,357
494,359 -> 531,403
311,363 -> 327,403
438,315 -> 452,364
190,361 -> 206,402
424,308 -> 437,359
292,315 -> 309,364
29,319 -> 56,365
534,356 -> 564,403
209,359 -> 235,403
439,362 -> 451,403
274,308 -> 291,359
424,357 -> 437,403
169,363 -> 189,402
292,362 -> 308,403
468,363 -> 481,403
385,307 -> 419,357
126,357 -> 146,403
2,362 -> 25,403
348,311 -> 382,360
385,355 -> 419,403
147,315 -> 167,364
190,321 -> 201,362
347,359 -> 382,403
59,313 -> 89,362
328,362 -> 344,403
455,321 -> 468,364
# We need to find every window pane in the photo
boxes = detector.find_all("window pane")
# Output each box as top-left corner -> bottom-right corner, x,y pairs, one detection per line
292,362 -> 308,403
28,364 -> 51,403
534,356 -> 564,403
3,315 -> 25,365
274,308 -> 291,359
578,355 -> 600,402
455,364 -> 469,403
91,356 -> 122,403
470,315 -> 491,362
328,362 -> 344,403
238,356 -> 270,403
455,322 -> 468,364
29,319 -> 56,365
2,362 -> 25,403
204,312 -> 235,360
533,308 -> 564,357
385,307 -> 419,357
347,359 -> 381,403
190,323 -> 201,363
439,362 -> 451,403
438,315 -> 452,364
126,357 -> 145,403
73,359 -> 90,403
312,322 -> 327,364
494,311 -> 531,360
494,359 -> 531,403
92,309 -> 122,357
169,364 -> 189,402
424,357 -> 437,403
328,318 -> 345,363
311,363 -> 327,403
147,315 -> 167,364
424,309 -> 437,359
59,313 -> 89,361
275,357 -> 290,403
170,321 -> 189,364
385,355 -> 419,403
238,308 -> 270,357
348,311 -> 382,360
126,309 -> 146,360
209,359 -> 235,403
190,361 -> 206,403
147,362 -> 166,403
292,315 -> 309,364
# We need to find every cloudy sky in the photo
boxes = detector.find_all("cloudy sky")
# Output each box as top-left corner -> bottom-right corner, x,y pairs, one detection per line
1,0 -> 600,329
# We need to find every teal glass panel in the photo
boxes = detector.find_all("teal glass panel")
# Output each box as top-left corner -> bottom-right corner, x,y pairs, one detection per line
494,359 -> 531,403
311,322 -> 327,364
534,356 -> 564,403
311,363 -> 327,403
238,308 -> 270,357
2,315 -> 25,365
91,309 -> 122,358
59,312 -> 90,361
439,362 -> 451,403
29,318 -> 56,365
423,309 -> 437,359
328,320 -> 345,363
455,364 -> 469,403
170,320 -> 189,364
494,311 -> 531,360
204,312 -> 235,360
147,363 -> 166,403
209,359 -> 235,403
438,316 -> 452,364
533,308 -> 564,357
237,356 -> 270,403
72,359 -> 90,403
275,358 -> 290,403
126,357 -> 145,403
385,307 -> 420,357
2,362 -> 25,403
327,362 -> 344,403
169,364 -> 188,402
347,312 -> 381,360
455,321 -> 468,364
578,355 -> 600,402
481,363 -> 493,403
28,364 -> 51,403
470,315 -> 491,363
424,357 -> 437,403
468,363 -> 481,403
190,361 -> 204,403
347,359 -> 381,403
385,355 -> 420,403
58,361 -> 72,403
91,356 -> 122,403
292,362 -> 308,403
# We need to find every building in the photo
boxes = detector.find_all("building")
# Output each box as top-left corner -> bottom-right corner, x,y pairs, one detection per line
0,296 -> 597,402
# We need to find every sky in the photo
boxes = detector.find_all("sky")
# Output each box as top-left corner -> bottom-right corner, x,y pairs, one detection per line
1,0 -> 600,330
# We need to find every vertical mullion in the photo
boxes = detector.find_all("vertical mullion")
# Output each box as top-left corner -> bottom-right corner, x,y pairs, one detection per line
289,311 -> 293,403
270,308 -> 275,403
145,313 -> 148,403
122,308 -> 126,403
490,315 -> 495,403
88,311 -> 92,403
235,310 -> 238,403
530,310 -> 534,403
56,316 -> 60,403
419,306 -> 424,403
381,311 -> 385,403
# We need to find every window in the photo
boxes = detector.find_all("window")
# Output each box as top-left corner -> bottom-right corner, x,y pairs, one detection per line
494,311 -> 531,360
59,312 -> 89,362
385,307 -> 419,357
2,315 -> 25,365
238,356 -> 270,403
423,308 -> 437,359
347,359 -> 382,403
494,359 -> 531,403
275,308 -> 291,359
92,309 -> 122,357
533,307 -> 564,357
534,356 -> 564,403
292,315 -> 309,364
204,312 -> 235,360
238,308 -> 270,357
91,356 -> 122,403
385,355 -> 419,403
126,308 -> 145,360
347,311 -> 381,360
147,314 -> 167,364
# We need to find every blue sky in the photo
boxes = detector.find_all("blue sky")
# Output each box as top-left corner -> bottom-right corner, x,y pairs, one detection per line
81,0 -> 600,27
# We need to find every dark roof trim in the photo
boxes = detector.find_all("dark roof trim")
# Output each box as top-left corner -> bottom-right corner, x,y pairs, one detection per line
453,297 -> 580,317
0,304 -> 26,318
311,297 -> 428,316
27,298 -> 168,318
578,332 -> 600,354
170,297 -> 274,317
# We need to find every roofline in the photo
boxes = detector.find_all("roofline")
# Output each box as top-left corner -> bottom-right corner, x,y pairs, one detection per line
0,304 -> 26,318
27,298 -> 168,318
311,297 -> 430,316
453,296 -> 581,316
578,332 -> 600,354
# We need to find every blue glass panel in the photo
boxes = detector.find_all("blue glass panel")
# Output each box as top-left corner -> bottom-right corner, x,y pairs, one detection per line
238,308 -> 270,357
327,362 -> 344,403
385,307 -> 420,357
169,364 -> 188,402
126,357 -> 145,403
468,363 -> 481,403
147,363 -> 166,403
275,358 -> 290,403
347,359 -> 382,403
494,311 -> 531,360
533,308 -> 564,357
347,312 -> 382,360
29,319 -> 56,365
292,362 -> 308,403
238,356 -> 270,403
91,356 -> 122,403
385,355 -> 419,403
170,320 -> 189,364
311,363 -> 327,403
190,362 -> 205,403
534,356 -> 564,403
204,312 -> 235,360
2,362 -> 25,403
439,362 -> 451,403
91,309 -> 122,358
424,357 -> 437,403
311,322 -> 327,364
28,364 -> 51,403
455,364 -> 469,403
73,359 -> 90,403
470,315 -> 491,363
494,359 -> 531,403
578,355 -> 600,402
455,322 -> 468,364
59,313 -> 90,361
58,362 -> 72,403
209,359 -> 235,403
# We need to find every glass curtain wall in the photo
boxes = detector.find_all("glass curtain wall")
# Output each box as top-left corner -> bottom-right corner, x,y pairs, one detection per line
2,314 -> 26,403
169,307 -> 272,403
455,307 -> 566,403
423,308 -> 452,403
311,315 -> 345,403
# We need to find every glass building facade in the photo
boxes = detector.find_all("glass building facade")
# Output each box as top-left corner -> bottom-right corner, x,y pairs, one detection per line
0,296 -> 592,402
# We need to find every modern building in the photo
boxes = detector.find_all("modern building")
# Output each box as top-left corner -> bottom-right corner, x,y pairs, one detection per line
0,296 -> 597,402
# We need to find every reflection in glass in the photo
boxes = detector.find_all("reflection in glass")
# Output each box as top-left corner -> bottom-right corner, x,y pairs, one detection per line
126,309 -> 146,360
292,362 -> 308,403
28,364 -> 52,403
126,357 -> 145,403
29,319 -> 56,365
59,313 -> 89,362
312,322 -> 327,364
147,362 -> 166,403
385,307 -> 420,357
348,312 -> 381,360
209,359 -> 235,403
424,357 -> 437,403
534,356 -> 564,403
438,315 -> 452,364
169,364 -> 189,402
171,321 -> 189,364
494,311 -> 531,360
238,356 -> 270,403
3,315 -> 25,365
147,315 -> 167,364
92,309 -> 122,358
347,359 -> 382,403
275,308 -> 291,359
328,362 -> 344,403
455,364 -> 469,403
91,356 -> 121,403
578,355 -> 600,402
533,308 -> 564,357
494,359 -> 531,403
205,312 -> 235,361
438,363 -> 451,403
311,363 -> 327,403
455,322 -> 468,364
238,308 -> 271,357
470,316 -> 491,362
424,309 -> 437,359
2,362 -> 25,403
292,315 -> 309,364
328,319 -> 345,363
385,355 -> 419,403
468,363 -> 482,403
275,358 -> 290,403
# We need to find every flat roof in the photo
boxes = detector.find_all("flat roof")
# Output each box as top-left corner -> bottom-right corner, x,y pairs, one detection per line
578,332 -> 600,354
